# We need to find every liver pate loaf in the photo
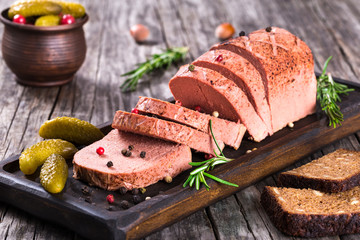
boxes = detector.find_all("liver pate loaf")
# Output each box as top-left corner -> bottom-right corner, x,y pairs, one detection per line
169,64 -> 269,142
212,27 -> 317,133
279,149 -> 360,192
135,96 -> 246,149
73,129 -> 191,190
112,110 -> 225,155
192,49 -> 273,135
261,186 -> 360,237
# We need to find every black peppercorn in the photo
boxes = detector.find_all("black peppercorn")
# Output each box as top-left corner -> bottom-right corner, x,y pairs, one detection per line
239,31 -> 245,36
266,26 -> 272,32
119,187 -> 127,195
81,186 -> 91,196
132,195 -> 142,204
106,161 -> 113,167
107,205 -> 114,211
125,150 -> 132,157
128,145 -> 134,151
140,151 -> 146,158
132,188 -> 139,195
84,196 -> 92,203
120,200 -> 130,209
121,149 -> 127,155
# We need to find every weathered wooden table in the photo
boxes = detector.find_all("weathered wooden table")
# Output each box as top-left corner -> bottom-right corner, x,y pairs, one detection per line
1,0 -> 360,239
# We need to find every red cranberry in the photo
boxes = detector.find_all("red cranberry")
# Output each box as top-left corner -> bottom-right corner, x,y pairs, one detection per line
61,14 -> 75,25
215,55 -> 223,62
205,154 -> 214,160
96,147 -> 105,155
131,108 -> 139,114
13,14 -> 26,24
195,106 -> 201,112
106,194 -> 114,204
175,100 -> 182,106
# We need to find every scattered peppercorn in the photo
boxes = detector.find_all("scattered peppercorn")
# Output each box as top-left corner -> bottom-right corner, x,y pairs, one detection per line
287,122 -> 294,128
145,196 -> 151,201
106,161 -> 113,167
119,187 -> 127,195
175,100 -> 182,106
121,149 -> 132,157
132,188 -> 139,195
212,111 -> 219,118
195,106 -> 201,112
96,147 -> 105,155
130,24 -> 150,42
84,196 -> 92,203
215,54 -> 223,62
139,187 -> 146,194
132,195 -> 142,204
107,205 -> 114,211
188,64 -> 195,72
81,186 -> 91,196
215,22 -> 235,40
120,200 -> 130,209
239,31 -> 245,36
140,151 -> 146,158
128,145 -> 134,151
131,108 -> 139,114
246,149 -> 252,154
106,194 -> 114,204
164,175 -> 172,183
266,26 -> 272,32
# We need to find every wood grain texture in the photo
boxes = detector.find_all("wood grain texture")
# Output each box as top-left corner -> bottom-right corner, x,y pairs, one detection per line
0,0 -> 360,239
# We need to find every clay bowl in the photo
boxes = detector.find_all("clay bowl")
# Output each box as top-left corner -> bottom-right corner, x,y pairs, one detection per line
0,9 -> 88,87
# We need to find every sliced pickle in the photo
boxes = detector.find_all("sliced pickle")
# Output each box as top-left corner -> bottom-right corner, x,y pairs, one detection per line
39,116 -> 104,145
19,139 -> 77,175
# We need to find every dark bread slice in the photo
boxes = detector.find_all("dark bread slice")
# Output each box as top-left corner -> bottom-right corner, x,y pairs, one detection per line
135,96 -> 246,149
112,110 -> 225,155
261,186 -> 360,237
279,149 -> 360,192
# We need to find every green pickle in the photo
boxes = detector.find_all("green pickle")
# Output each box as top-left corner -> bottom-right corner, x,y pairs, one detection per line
39,116 -> 104,145
19,139 -> 77,175
8,0 -> 62,19
34,15 -> 60,26
55,1 -> 85,18
40,154 -> 68,193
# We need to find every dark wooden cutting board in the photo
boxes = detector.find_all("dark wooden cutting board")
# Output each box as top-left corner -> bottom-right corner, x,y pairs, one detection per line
1,77 -> 360,240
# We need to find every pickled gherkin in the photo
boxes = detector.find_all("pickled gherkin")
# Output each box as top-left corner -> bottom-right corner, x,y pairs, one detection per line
39,116 -> 104,145
55,1 -> 85,18
40,154 -> 68,193
35,14 -> 60,26
8,0 -> 62,19
19,139 -> 77,175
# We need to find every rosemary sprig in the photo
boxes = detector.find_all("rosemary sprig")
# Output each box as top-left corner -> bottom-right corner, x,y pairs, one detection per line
120,47 -> 189,92
183,120 -> 239,190
317,56 -> 354,128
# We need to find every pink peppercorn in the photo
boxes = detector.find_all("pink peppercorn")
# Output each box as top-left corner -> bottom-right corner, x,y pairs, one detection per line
195,106 -> 201,112
175,100 -> 182,106
131,108 -> 139,114
96,147 -> 105,155
106,194 -> 114,204
205,154 -> 214,160
215,55 -> 223,62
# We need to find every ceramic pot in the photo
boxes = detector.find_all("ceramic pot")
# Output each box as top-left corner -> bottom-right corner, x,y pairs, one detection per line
0,9 -> 88,87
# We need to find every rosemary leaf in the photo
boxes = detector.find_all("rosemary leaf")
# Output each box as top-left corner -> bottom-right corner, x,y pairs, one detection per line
120,47 -> 189,92
317,56 -> 354,128
183,120 -> 238,190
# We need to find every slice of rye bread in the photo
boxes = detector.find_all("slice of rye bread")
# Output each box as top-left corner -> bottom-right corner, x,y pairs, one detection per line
135,96 -> 246,149
278,149 -> 360,193
261,186 -> 360,237
112,110 -> 225,155
73,129 -> 192,190
169,64 -> 269,142
192,49 -> 273,135
211,27 -> 317,133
